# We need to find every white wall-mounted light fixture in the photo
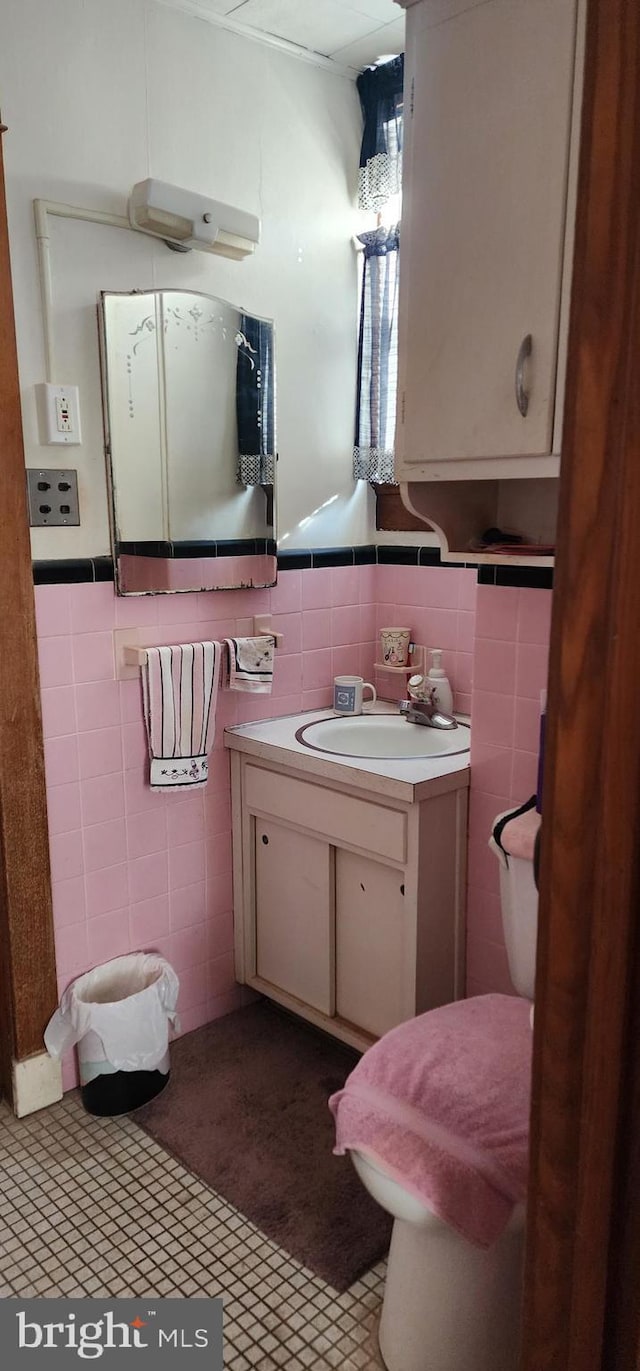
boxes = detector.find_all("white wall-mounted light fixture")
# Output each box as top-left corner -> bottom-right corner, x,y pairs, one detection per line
33,181 -> 260,383
128,179 -> 260,260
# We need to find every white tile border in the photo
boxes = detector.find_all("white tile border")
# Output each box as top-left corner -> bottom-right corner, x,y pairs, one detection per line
12,1051 -> 63,1117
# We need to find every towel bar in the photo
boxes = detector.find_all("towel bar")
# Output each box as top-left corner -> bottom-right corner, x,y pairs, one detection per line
121,622 -> 284,672
122,645 -> 152,667
252,614 -> 284,646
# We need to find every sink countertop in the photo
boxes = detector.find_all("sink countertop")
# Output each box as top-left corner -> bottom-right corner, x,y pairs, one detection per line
224,702 -> 470,803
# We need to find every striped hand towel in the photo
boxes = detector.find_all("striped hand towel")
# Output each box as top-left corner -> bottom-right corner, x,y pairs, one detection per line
225,636 -> 274,693
141,642 -> 222,791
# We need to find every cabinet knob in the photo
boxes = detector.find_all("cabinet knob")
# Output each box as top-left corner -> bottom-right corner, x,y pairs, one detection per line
515,334 -> 532,417
261,833 -> 269,845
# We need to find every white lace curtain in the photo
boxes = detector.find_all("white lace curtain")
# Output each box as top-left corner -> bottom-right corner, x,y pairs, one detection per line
353,225 -> 400,482
353,55 -> 404,483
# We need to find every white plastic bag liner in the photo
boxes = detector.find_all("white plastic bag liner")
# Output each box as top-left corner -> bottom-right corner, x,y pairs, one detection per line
45,954 -> 180,1083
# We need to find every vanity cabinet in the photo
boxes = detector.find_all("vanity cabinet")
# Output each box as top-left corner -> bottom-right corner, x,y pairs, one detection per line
254,819 -> 333,1016
230,753 -> 468,1051
394,0 -> 586,557
334,849 -> 406,1038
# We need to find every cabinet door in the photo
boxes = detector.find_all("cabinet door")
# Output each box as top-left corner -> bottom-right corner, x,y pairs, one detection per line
254,818 -> 333,1015
397,0 -> 578,468
335,850 -> 407,1038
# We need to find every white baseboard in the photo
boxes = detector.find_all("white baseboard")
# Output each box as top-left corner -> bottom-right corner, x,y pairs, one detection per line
12,1052 -> 63,1117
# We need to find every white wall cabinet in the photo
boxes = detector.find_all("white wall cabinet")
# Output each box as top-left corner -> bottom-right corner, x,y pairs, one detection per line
394,0 -> 586,558
231,754 -> 469,1051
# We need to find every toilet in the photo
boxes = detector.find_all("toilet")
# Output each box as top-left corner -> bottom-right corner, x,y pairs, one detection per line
331,805 -> 539,1371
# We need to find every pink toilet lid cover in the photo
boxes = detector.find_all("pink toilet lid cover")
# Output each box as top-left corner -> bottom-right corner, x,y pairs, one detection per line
329,993 -> 532,1249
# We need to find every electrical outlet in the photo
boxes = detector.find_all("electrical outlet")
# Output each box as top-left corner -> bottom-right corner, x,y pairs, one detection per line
35,383 -> 82,445
55,393 -> 72,433
26,469 -> 80,527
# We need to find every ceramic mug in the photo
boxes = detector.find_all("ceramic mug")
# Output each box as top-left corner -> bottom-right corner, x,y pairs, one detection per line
333,676 -> 377,715
380,627 -> 412,667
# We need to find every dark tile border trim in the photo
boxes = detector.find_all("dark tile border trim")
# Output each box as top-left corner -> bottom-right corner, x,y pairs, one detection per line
33,557 -> 114,585
275,546 -> 378,570
496,566 -> 554,589
353,545 -> 377,565
377,545 -> 419,565
117,540 -> 172,559
275,549 -> 312,570
116,538 -> 276,559
33,545 -> 553,590
312,547 -> 360,568
477,564 -> 554,590
93,557 -> 116,582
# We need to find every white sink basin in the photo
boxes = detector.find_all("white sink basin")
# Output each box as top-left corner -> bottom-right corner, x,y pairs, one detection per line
295,714 -> 470,760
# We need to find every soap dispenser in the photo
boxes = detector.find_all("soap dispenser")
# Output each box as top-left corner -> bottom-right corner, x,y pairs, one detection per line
426,649 -> 454,715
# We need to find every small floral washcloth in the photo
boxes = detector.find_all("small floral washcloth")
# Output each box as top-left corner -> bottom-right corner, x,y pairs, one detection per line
224,636 -> 275,694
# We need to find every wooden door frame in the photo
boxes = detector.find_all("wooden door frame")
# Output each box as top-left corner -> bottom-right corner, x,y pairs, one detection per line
523,0 -> 640,1365
0,122 -> 59,1110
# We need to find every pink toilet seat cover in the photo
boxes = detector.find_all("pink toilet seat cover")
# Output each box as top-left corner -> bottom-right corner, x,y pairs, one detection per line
329,994 -> 532,1249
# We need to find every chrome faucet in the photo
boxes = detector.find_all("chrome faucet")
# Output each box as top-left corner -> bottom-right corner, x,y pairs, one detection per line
398,696 -> 458,730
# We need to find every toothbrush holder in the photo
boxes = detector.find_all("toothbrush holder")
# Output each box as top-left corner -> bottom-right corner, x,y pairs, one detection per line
379,627 -> 412,667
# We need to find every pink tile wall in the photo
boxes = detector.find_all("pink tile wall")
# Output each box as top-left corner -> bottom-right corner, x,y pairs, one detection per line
466,584 -> 552,997
36,565 -> 383,1088
375,564 -> 477,712
41,560 -> 546,1086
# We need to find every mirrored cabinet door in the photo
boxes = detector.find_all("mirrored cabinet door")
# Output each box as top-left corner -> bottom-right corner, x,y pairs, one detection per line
99,289 -> 276,595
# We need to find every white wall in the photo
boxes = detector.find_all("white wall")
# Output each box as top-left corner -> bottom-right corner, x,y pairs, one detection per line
1,0 -> 375,554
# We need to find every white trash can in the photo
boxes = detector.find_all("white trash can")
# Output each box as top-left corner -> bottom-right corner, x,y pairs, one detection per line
45,954 -> 179,1116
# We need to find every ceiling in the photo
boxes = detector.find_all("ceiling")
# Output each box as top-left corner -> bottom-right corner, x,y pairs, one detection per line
160,0 -> 405,74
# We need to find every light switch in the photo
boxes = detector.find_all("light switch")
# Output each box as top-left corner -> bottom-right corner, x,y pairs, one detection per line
26,469 -> 80,526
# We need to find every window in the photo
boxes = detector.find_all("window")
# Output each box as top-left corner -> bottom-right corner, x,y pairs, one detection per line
353,55 -> 404,484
